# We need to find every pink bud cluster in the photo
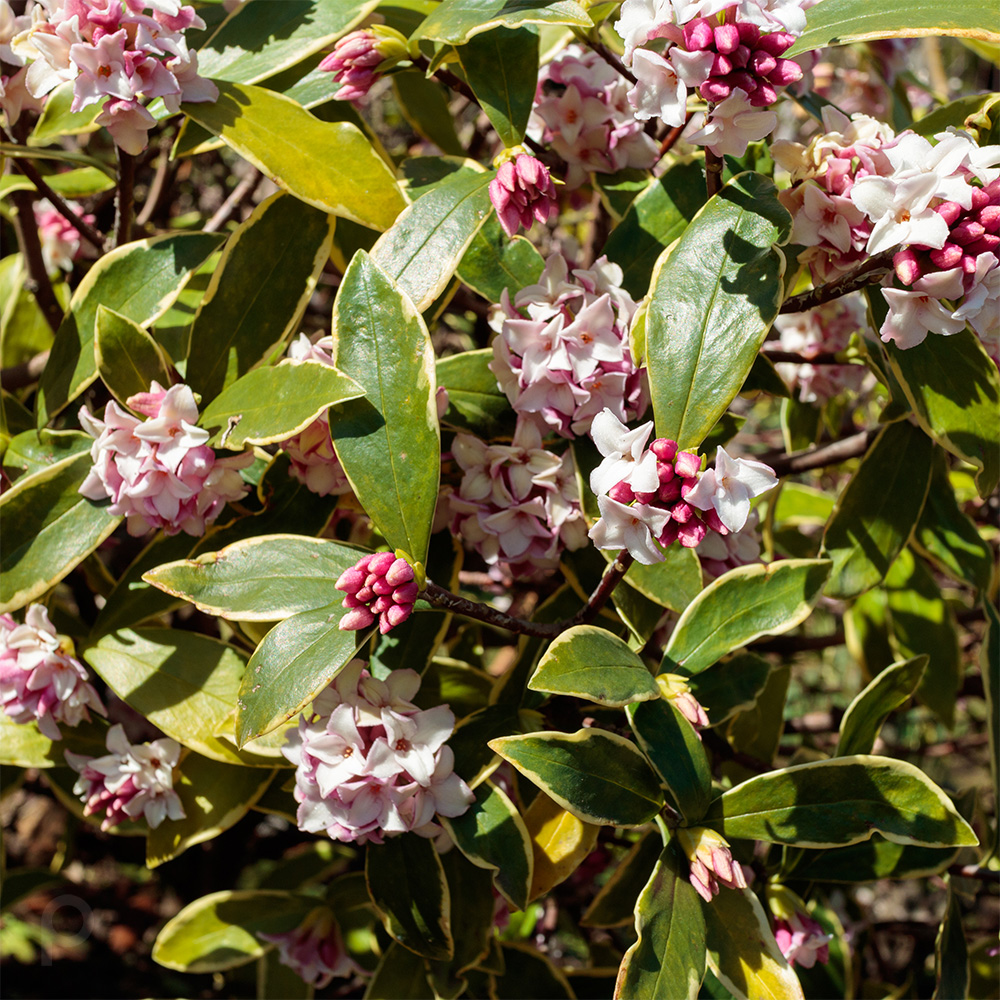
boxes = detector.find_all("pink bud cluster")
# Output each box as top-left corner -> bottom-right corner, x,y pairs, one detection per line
11,0 -> 218,154
258,907 -> 360,988
320,27 -> 407,102
79,381 -> 253,538
282,662 -> 474,845
447,421 -> 589,579
336,552 -> 419,635
489,254 -> 648,439
529,45 -> 658,189
677,826 -> 748,903
489,154 -> 558,238
35,199 -> 96,272
66,722 -> 185,831
1,604 -> 105,740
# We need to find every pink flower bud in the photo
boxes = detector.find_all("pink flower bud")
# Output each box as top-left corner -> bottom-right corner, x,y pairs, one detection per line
683,19 -> 714,50
489,154 -> 558,238
336,552 -> 419,634
392,581 -> 420,604
335,567 -> 366,593
369,551 -> 396,576
608,480 -> 636,504
674,451 -> 701,478
894,248 -> 924,285
341,607 -> 376,631
386,557 -> 414,587
766,59 -> 802,88
714,23 -> 740,55
383,604 -> 412,631
651,438 -> 678,462
757,32 -> 796,56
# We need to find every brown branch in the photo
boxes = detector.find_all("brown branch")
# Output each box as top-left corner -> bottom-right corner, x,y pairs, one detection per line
705,147 -> 724,198
946,864 -> 1000,883
762,349 -> 849,365
1,349 -> 50,391
135,132 -> 176,230
657,114 -> 693,159
584,37 -> 637,85
9,188 -> 63,334
780,248 -> 897,314
113,146 -> 135,248
204,170 -> 261,233
753,629 -> 846,654
766,428 -> 878,477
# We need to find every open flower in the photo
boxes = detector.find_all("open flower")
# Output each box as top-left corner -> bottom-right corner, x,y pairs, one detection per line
766,885 -> 832,969
683,446 -> 778,533
258,906 -> 360,987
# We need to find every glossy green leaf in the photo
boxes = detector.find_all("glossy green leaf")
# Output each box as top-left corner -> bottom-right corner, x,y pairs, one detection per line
787,835 -> 959,883
2,429 -> 91,481
393,71 -> 465,156
236,601 -> 369,745
442,780 -> 534,911
788,0 -> 1000,57
198,360 -> 363,447
365,942 -> 434,1000
661,559 -> 830,677
29,81 -> 102,143
529,624 -> 660,707
614,842 -> 706,1000
687,653 -> 773,728
152,889 -> 319,972
147,755 -> 275,867
820,420 -> 933,599
328,251 -> 440,564
185,193 -> 335,403
366,834 -> 453,961
436,348 -> 509,435
603,159 -> 707,298
595,166 -> 652,219
36,232 -> 224,425
458,27 -> 538,146
644,172 -> 790,449
582,829 -> 661,928
884,331 -> 1000,498
0,256 -> 62,370
703,756 -> 978,848
196,0 -> 379,84
0,166 -> 112,200
414,0 -> 590,44
456,220 -> 545,302
0,713 -> 109,769
0,451 -> 119,613
94,306 -> 173,406
84,628 -> 272,767
489,729 -> 665,827
836,656 -> 927,757
183,81 -> 406,231
370,166 -> 496,311
983,601 -> 1000,837
622,545 -> 703,613
629,698 -> 712,823
144,535 -> 366,621
933,887 -> 969,1000
447,703 -> 525,783
439,850 -> 496,977
703,886 -> 804,1000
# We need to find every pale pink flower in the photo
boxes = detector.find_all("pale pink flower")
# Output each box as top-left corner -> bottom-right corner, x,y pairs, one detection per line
697,507 -> 762,580
93,96 -> 156,154
35,198 -> 96,271
656,672 -> 709,732
258,907 -> 360,987
683,445 -> 778,533
767,886 -> 832,969
687,87 -> 777,157
588,494 -> 669,564
589,409 -> 659,496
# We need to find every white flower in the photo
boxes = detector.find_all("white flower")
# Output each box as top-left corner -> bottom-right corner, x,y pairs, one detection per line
850,171 -> 950,254
686,88 -> 778,157
628,49 -> 688,126
879,287 -> 967,348
684,446 -> 778,532
589,408 -> 659,495
588,494 -> 670,564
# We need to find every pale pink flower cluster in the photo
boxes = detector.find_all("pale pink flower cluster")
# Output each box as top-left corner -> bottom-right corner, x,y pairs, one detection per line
319,26 -> 408,102
615,0 -> 814,156
447,421 -> 589,579
336,551 -> 419,635
0,604 -> 105,740
66,722 -> 185,830
489,254 -> 647,439
279,335 -> 353,497
771,294 -> 869,403
10,0 -> 217,154
529,45 -> 658,188
35,199 -> 96,271
282,662 -> 474,846
489,153 -> 558,238
258,907 -> 360,987
696,506 -> 761,579
587,409 -> 777,565
79,381 -> 253,537
0,1 -> 46,125
774,912 -> 832,968
677,826 -> 748,902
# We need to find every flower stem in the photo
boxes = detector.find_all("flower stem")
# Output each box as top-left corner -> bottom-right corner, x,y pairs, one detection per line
705,148 -> 724,198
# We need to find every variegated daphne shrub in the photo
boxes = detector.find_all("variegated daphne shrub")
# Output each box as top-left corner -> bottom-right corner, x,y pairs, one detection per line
1,0 -> 997,998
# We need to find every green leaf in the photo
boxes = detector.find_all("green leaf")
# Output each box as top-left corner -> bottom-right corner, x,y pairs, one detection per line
628,699 -> 712,823
198,360 -> 363,447
366,834 -> 453,961
582,829 -> 661,928
983,601 -> 1000,839
836,656 -> 927,757
644,172 -> 790,450
0,256 -> 62,370
447,703 -> 525,784
236,601 -> 369,745
457,221 -> 545,303
614,842 -> 706,1000
820,419 -> 934,599
146,755 -> 275,867
84,628 -> 273,766
529,625 -> 660,708
933,887 -> 969,1000
441,780 -> 534,911
365,942 -> 434,999
29,81 -> 102,143
623,545 -> 703,613
438,850 -> 495,978
883,331 -> 1000,498
603,159 -> 707,299
196,0 -> 380,85
661,559 -> 831,677
0,166 -> 112,201
0,451 -> 119,612
2,429 -> 91,481
414,0 -> 590,44
393,71 -> 465,156
370,166 -> 496,312
786,835 -> 960,882
687,653 -> 773,728
436,348 -> 509,435
328,251 -> 440,564
702,886 -> 804,1000
152,889 -> 319,972
489,729 -> 665,827
0,713 -> 110,769
143,535 -> 366,621
703,756 -> 979,848
457,27 -> 538,146
36,232 -> 224,425
182,81 -> 406,231
185,193 -> 336,403
94,306 -> 173,406
788,0 -> 1000,58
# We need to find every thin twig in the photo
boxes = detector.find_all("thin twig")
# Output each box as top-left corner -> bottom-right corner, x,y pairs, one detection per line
705,147 -> 724,198
135,132 -> 176,230
657,115 -> 692,159
780,248 -> 897,314
113,146 -> 135,248
766,428 -> 877,477
584,37 -> 637,85
946,864 -> 1000,883
9,189 -> 63,334
753,629 -> 846,654
204,170 -> 261,233
762,349 -> 852,365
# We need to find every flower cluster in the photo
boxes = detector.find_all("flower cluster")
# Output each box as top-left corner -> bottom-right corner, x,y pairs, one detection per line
677,826 -> 747,902
771,294 -> 870,403
66,723 -> 185,830
282,662 -> 474,845
336,551 -> 419,635
615,0 -> 814,156
258,907 -> 360,988
320,26 -> 408,102
489,254 -> 647,439
79,381 -> 253,537
529,45 -> 658,188
448,421 -> 589,579
766,886 -> 832,969
35,198 -> 96,271
489,152 -> 558,238
1,2 -> 45,125
657,672 -> 709,732
10,0 -> 218,154
587,409 -> 778,564
1,604 -> 105,740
